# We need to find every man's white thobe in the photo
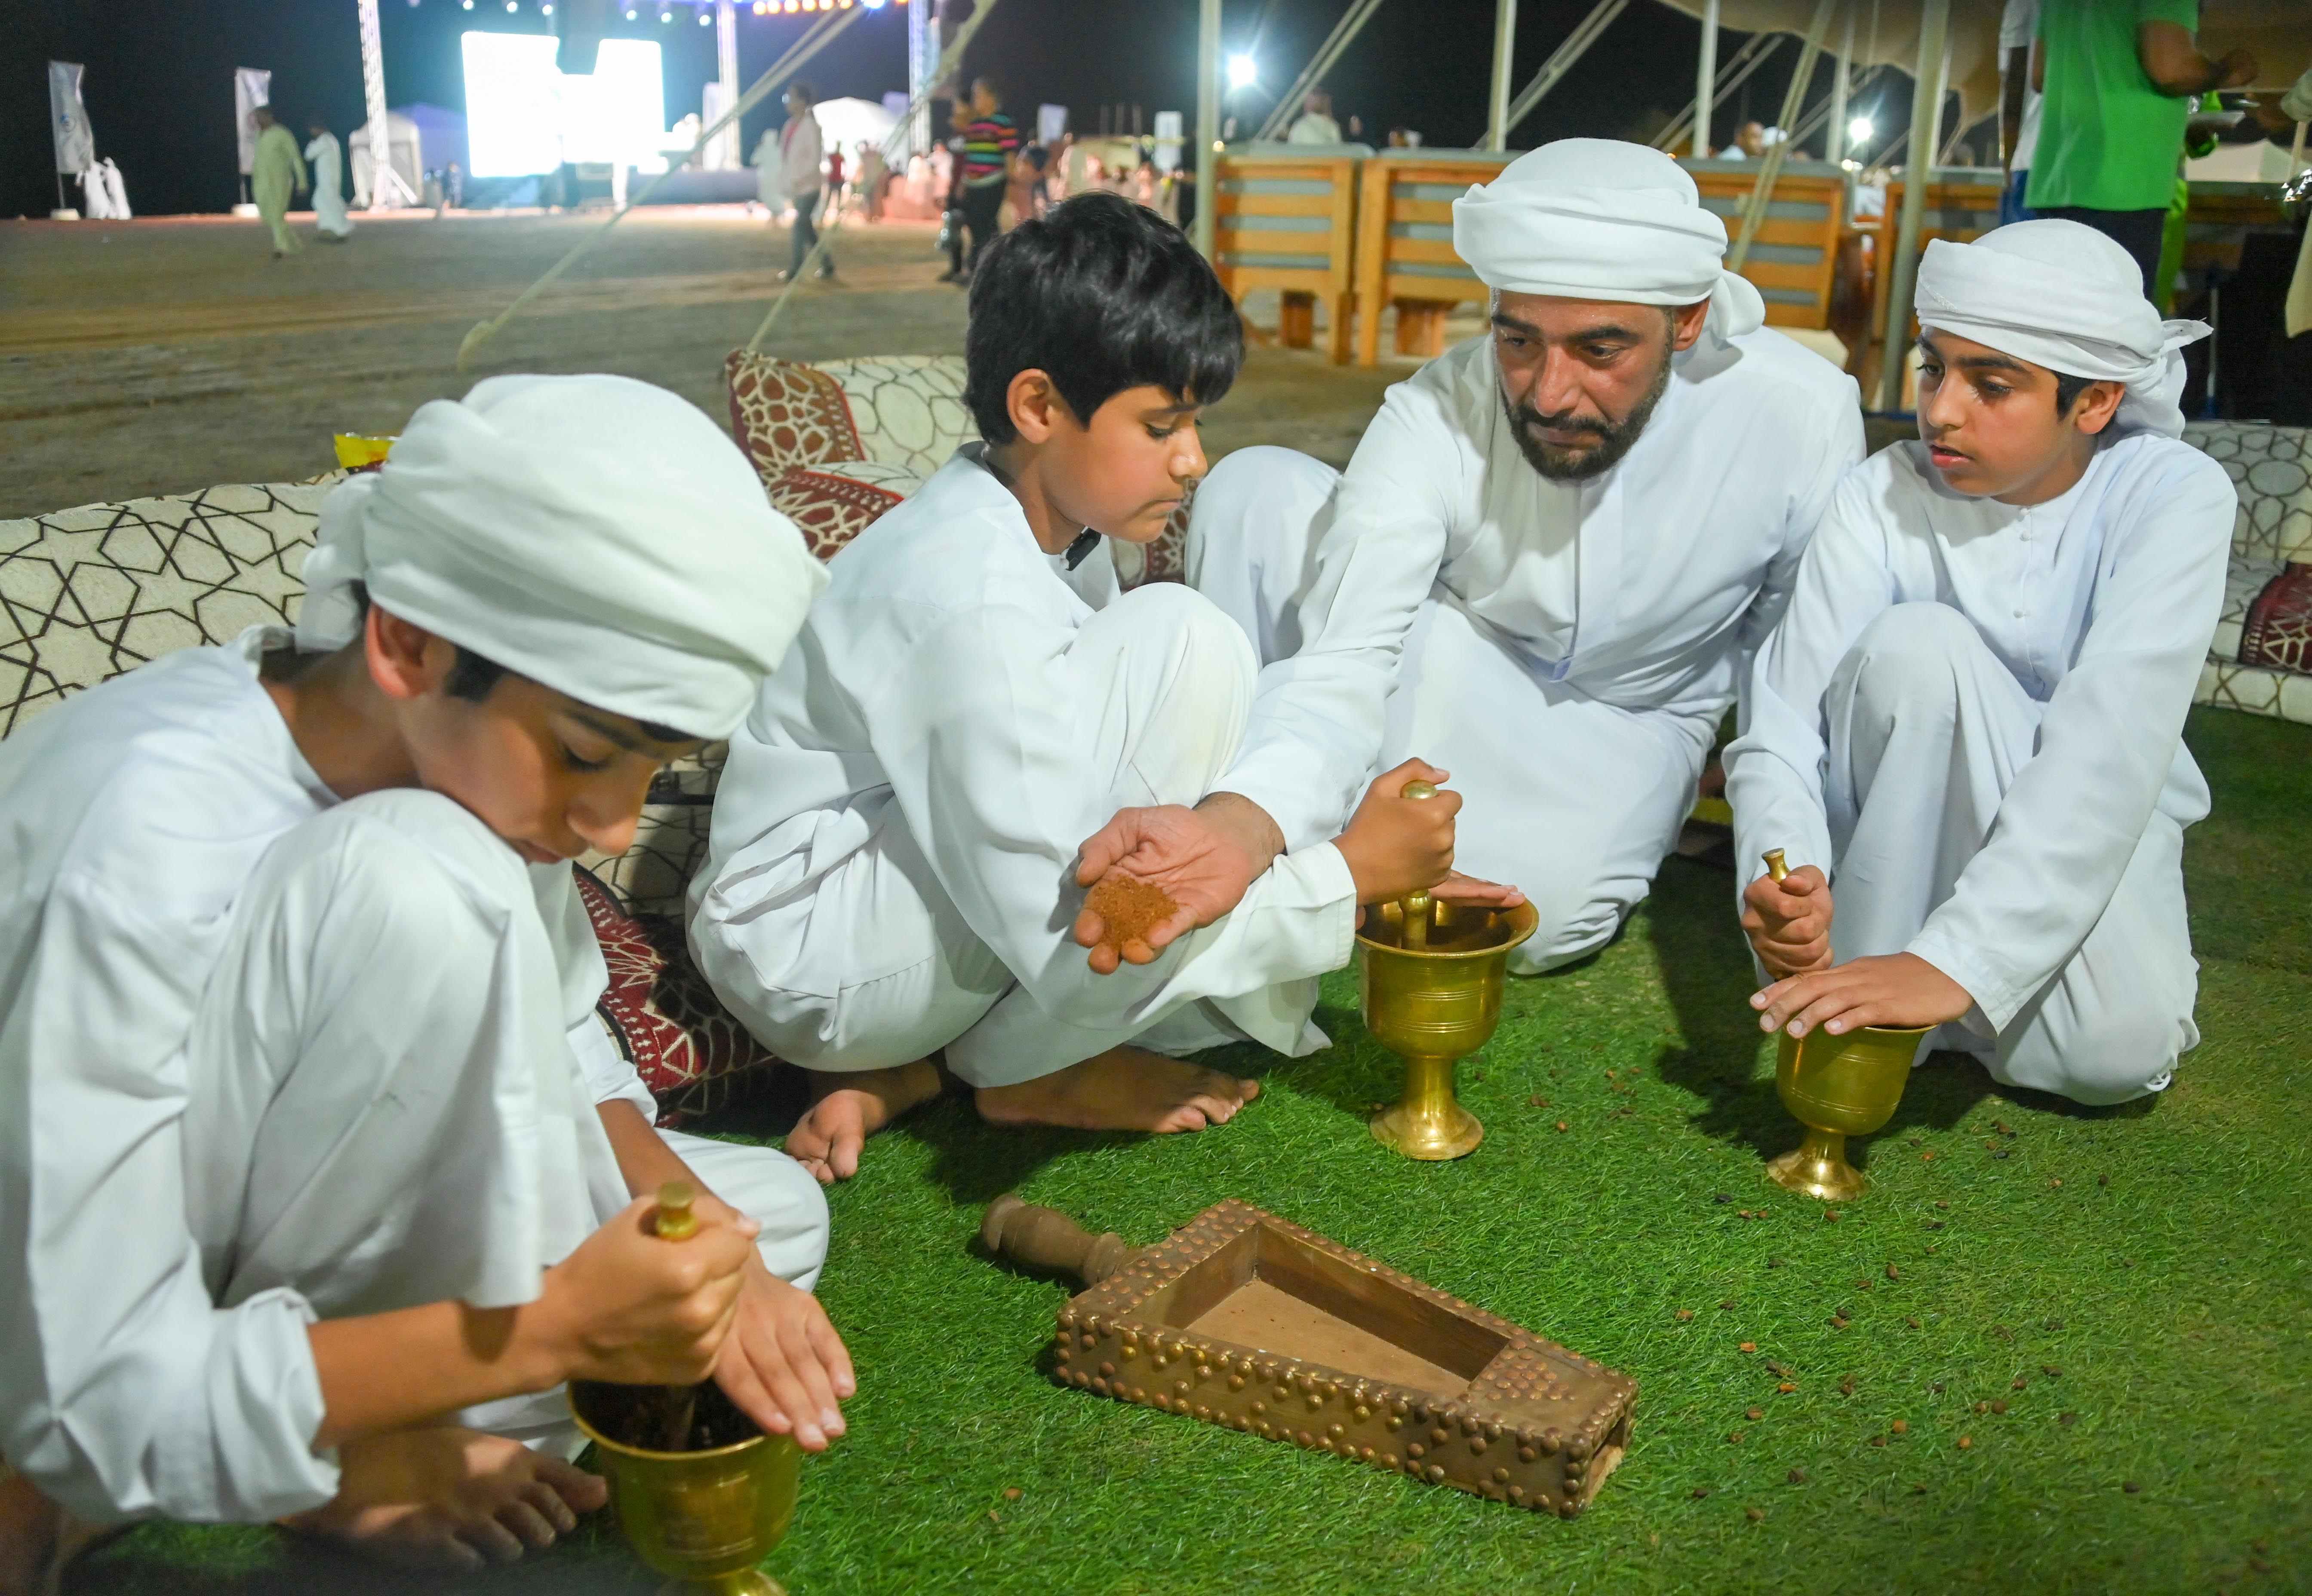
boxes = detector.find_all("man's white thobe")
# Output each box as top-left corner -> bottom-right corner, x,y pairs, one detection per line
1190,328 -> 1862,971
0,632 -> 827,1524
303,131 -> 352,238
1722,436 -> 2235,1103
691,449 -> 1358,1089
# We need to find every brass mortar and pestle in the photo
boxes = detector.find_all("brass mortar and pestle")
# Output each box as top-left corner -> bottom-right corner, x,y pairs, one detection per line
1757,850 -> 1932,1202
1358,780 -> 1539,1160
569,1183 -> 803,1596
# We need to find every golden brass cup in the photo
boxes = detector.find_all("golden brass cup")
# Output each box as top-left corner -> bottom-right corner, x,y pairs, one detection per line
1358,893 -> 1540,1161
570,1381 -> 801,1596
1764,1023 -> 1933,1201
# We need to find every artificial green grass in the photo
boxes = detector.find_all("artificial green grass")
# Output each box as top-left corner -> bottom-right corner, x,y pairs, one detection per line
77,706 -> 2311,1595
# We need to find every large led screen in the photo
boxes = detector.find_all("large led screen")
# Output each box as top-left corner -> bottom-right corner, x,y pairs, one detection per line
461,33 -> 665,177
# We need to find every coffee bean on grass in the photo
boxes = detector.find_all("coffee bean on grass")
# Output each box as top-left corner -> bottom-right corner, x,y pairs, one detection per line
1890,1420 -> 1908,1434
1839,1378 -> 1855,1396
1002,1487 -> 1022,1501
1990,1400 -> 2008,1415
1676,1308 -> 1694,1322
1787,1467 -> 1807,1484
1885,1264 -> 1901,1280
1746,1407 -> 1764,1421
1869,1434 -> 1887,1447
2059,1412 -> 2078,1427
2041,1365 -> 2062,1378
1931,1382 -> 1945,1393
1691,1486 -> 1710,1500
2123,1481 -> 2142,1495
1740,1341 -> 1756,1353
1958,1436 -> 1973,1449
2013,1377 -> 2028,1390
1778,1381 -> 1797,1393
1528,1094 -> 1548,1108
1745,1506 -> 1765,1522
1556,1121 -> 1569,1132
1975,1402 -> 1990,1415
1911,1482 -> 1928,1495
1907,1317 -> 1922,1329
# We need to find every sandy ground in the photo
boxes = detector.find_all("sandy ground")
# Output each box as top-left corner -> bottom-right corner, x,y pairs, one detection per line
0,207 -> 1443,519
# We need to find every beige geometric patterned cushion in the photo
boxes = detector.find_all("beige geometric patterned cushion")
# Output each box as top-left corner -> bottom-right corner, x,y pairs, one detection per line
2183,421 -> 2312,564
810,355 -> 975,477
0,482 -> 331,737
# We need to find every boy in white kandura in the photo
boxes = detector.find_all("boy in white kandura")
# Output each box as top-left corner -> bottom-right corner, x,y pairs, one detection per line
1725,220 -> 2235,1104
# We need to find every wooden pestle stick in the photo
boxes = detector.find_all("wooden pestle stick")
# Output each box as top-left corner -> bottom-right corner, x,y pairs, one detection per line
1763,848 -> 1789,884
652,1182 -> 701,1452
981,1194 -> 1136,1287
1398,779 -> 1439,951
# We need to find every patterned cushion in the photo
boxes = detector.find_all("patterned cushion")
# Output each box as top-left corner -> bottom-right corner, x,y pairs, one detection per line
726,352 -> 866,486
2183,421 -> 2312,564
810,356 -> 976,477
766,460 -> 923,562
574,864 -> 781,1125
0,482 -> 331,737
1110,481 -> 1194,591
2242,562 -> 2312,674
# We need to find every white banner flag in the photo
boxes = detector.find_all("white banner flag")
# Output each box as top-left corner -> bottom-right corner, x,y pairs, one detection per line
235,67 -> 273,176
49,62 -> 94,175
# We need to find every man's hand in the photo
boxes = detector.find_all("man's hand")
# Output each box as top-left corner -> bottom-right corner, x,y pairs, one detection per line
1750,952 -> 1973,1039
1335,759 -> 1462,905
1073,792 -> 1283,973
707,1228 -> 856,1452
1740,864 -> 1835,978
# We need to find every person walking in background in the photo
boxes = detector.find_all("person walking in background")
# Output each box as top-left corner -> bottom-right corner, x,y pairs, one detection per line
776,80 -> 832,282
249,104 -> 307,259
859,140 -> 887,222
1287,88 -> 1342,144
1997,0 -> 2041,226
2025,0 -> 2254,294
825,141 -> 848,221
303,120 -> 352,243
959,76 -> 1021,278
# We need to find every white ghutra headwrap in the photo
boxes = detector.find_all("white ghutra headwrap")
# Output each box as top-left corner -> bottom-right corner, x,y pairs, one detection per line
296,373 -> 826,739
1915,220 -> 2211,440
1451,138 -> 1766,340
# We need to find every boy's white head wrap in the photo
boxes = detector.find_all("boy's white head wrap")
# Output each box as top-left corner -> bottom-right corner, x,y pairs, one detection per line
295,373 -> 825,738
1915,220 -> 2211,440
1451,138 -> 1766,339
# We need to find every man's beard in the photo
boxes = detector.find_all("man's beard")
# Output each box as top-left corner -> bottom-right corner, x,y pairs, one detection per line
1500,350 -> 1673,482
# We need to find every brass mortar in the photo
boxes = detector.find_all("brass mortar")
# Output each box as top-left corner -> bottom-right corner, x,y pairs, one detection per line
1357,783 -> 1538,1160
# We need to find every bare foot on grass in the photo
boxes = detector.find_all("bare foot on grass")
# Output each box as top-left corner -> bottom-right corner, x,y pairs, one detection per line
0,1467 -> 121,1596
279,1426 -> 607,1571
974,1046 -> 1259,1134
784,1059 -> 944,1183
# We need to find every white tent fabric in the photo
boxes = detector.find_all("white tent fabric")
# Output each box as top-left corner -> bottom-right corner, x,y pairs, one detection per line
350,110 -> 422,209
811,96 -> 899,162
234,68 -> 271,178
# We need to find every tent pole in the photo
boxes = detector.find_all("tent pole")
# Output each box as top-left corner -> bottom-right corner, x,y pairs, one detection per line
1194,0 -> 1220,259
1728,0 -> 1834,272
715,0 -> 740,170
355,0 -> 402,209
1827,2 -> 1853,160
1484,0 -> 1518,151
1692,0 -> 1720,158
1876,0 -> 1949,411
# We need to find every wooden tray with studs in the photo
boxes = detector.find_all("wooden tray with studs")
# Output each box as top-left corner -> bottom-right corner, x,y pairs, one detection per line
981,1196 -> 1636,1516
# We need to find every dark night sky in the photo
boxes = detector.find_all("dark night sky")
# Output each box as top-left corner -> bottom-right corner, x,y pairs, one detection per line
0,0 -> 1876,220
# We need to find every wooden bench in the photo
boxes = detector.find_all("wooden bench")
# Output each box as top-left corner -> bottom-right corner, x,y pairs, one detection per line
1682,157 -> 1849,334
1350,150 -> 1510,367
1212,149 -> 1363,363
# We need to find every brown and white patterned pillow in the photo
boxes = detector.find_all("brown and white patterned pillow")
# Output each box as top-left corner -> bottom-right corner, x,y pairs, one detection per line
725,351 -> 866,487
1110,479 -> 1194,591
766,460 -> 923,562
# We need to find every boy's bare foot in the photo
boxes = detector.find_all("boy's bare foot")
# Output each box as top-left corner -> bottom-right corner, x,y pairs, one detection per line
280,1425 -> 606,1571
784,1059 -> 944,1184
974,1046 -> 1259,1134
0,1467 -> 120,1596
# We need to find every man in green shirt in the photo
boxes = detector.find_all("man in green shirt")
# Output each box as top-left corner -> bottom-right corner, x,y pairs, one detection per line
2025,0 -> 2254,293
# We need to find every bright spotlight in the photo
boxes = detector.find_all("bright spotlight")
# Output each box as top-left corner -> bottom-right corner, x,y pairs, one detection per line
540,2 -> 552,11
658,6 -> 671,17
1227,52 -> 1257,90
863,0 -> 888,8
1847,115 -> 1873,147
698,7 -> 711,19
504,0 -> 517,10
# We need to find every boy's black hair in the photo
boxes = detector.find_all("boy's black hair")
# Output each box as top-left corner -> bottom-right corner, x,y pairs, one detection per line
350,584 -> 694,743
2053,370 -> 2095,417
963,190 -> 1243,443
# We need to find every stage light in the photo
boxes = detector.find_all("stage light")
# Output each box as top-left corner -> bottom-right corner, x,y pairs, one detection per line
864,0 -> 888,8
699,8 -> 711,20
1847,115 -> 1874,148
505,1 -> 517,10
464,33 -> 666,175
1227,53 -> 1257,90
658,6 -> 670,18
540,2 -> 551,10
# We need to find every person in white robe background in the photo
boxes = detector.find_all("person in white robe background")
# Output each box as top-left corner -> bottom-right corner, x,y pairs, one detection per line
0,375 -> 849,1590
249,104 -> 305,258
1729,221 -> 2234,1105
304,121 -> 352,241
692,194 -> 1497,1183
1088,139 -> 1861,979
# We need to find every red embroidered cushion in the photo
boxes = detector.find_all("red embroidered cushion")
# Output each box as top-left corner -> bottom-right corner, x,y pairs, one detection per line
766,460 -> 922,562
572,864 -> 781,1125
725,350 -> 865,491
